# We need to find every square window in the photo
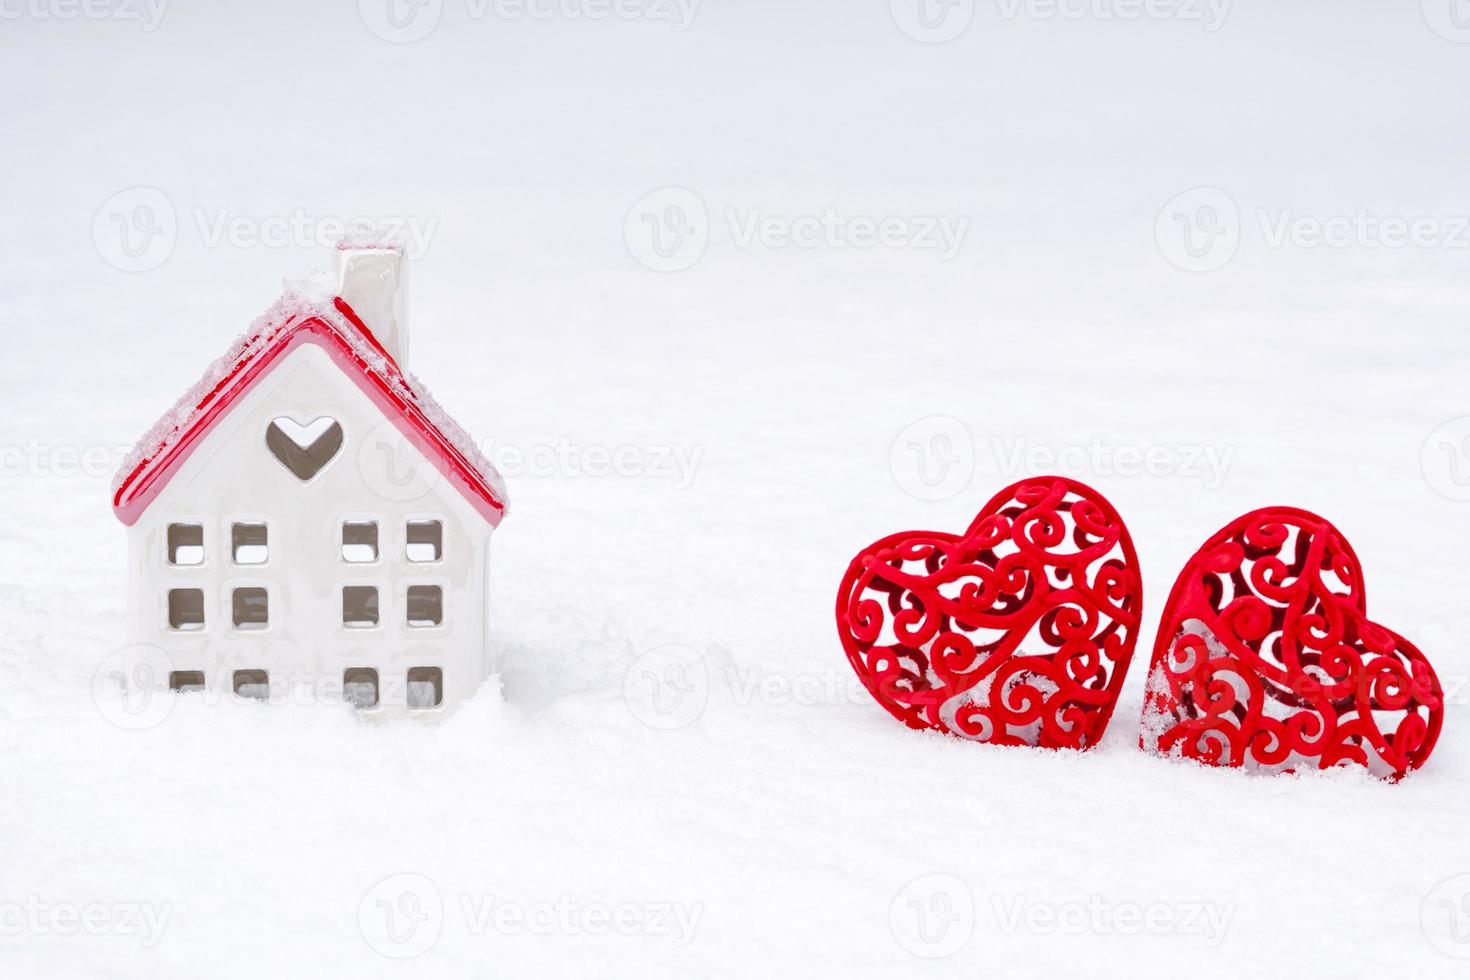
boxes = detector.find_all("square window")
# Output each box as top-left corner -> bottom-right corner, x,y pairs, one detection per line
343,586 -> 379,628
406,585 -> 442,627
343,668 -> 379,709
342,521 -> 378,563
169,670 -> 205,692
233,669 -> 269,700
168,524 -> 204,565
407,667 -> 443,709
406,520 -> 442,562
232,522 -> 268,564
233,587 -> 269,629
168,588 -> 205,630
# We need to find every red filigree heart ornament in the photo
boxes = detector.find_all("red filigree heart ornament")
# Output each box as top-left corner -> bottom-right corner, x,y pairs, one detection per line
1140,507 -> 1443,780
836,477 -> 1143,749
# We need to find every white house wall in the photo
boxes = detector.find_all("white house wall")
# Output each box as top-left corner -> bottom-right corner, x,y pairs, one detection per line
125,340 -> 495,717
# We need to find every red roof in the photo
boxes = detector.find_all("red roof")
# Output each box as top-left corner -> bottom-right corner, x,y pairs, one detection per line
112,288 -> 508,528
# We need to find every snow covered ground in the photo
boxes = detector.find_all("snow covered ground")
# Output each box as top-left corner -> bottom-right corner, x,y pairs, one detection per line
2,1 -> 1470,976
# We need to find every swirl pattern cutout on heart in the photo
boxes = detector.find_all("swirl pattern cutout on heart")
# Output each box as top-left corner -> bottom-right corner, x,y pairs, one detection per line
836,477 -> 1142,749
1139,506 -> 1443,780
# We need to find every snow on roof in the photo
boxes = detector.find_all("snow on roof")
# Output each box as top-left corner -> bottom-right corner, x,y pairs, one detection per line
112,271 -> 508,527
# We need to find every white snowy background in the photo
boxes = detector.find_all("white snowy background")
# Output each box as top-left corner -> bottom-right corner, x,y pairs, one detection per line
2,1 -> 1469,976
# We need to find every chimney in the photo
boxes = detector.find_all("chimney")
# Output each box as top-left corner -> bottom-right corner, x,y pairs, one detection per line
336,241 -> 409,366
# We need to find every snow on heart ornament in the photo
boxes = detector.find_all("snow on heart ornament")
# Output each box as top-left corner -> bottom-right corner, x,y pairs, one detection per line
1139,506 -> 1443,780
835,477 -> 1143,750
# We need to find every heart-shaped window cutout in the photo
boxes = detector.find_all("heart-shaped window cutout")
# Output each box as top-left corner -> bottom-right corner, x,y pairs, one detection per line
265,416 -> 344,482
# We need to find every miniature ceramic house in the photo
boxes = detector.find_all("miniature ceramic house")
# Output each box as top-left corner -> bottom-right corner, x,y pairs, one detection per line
112,242 -> 508,716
